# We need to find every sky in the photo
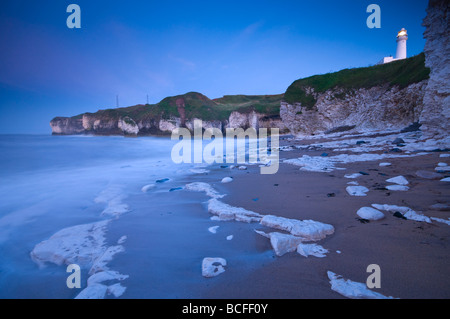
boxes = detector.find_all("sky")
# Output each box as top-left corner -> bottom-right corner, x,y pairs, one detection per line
0,0 -> 429,134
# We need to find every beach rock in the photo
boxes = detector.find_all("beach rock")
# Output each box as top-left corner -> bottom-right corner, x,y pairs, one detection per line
255,230 -> 304,256
346,186 -> 369,196
238,166 -> 247,170
379,162 -> 392,167
344,173 -> 362,179
435,166 -> 450,172
392,138 -> 405,145
372,204 -> 431,223
356,207 -> 385,221
202,257 -> 227,278
169,187 -> 183,192
386,176 -> 409,185
386,185 -> 410,191
221,177 -> 233,183
415,170 -> 443,179
441,177 -> 450,182
437,162 -> 448,167
297,243 -> 329,258
393,212 -> 407,220
226,235 -> 233,241
260,215 -> 334,241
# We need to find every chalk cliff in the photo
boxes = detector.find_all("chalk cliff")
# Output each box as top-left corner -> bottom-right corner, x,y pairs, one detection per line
420,0 -> 450,138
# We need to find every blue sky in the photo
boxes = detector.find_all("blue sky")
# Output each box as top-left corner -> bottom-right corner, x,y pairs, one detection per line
0,0 -> 429,134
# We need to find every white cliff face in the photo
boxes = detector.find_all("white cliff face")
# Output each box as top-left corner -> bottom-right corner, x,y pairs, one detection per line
420,0 -> 450,138
280,81 -> 428,136
118,117 -> 139,135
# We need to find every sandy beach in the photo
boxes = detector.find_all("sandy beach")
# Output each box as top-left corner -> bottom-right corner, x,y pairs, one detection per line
181,130 -> 450,299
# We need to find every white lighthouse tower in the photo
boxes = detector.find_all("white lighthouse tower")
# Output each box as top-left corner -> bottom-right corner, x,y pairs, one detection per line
380,28 -> 409,64
395,28 -> 408,60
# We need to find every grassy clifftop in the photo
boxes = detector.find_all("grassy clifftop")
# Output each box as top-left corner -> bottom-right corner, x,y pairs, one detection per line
72,92 -> 284,123
284,53 -> 430,109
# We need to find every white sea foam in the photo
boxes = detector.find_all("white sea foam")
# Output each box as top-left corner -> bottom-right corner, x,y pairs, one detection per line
327,271 -> 395,299
185,182 -> 225,199
207,199 -> 263,223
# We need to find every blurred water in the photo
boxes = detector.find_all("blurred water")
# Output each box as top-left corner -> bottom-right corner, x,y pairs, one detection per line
0,135 -> 271,298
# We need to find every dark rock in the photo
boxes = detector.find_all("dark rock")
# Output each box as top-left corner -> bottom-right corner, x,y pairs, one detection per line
356,141 -> 366,145
359,171 -> 370,176
392,138 -> 405,145
389,148 -> 402,153
156,178 -> 170,183
393,212 -> 407,220
400,122 -> 421,133
169,187 -> 183,192
321,152 -> 328,157
327,193 -> 336,197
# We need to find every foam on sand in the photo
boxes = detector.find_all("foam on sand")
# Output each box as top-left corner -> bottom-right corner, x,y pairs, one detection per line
327,271 -> 395,299
297,243 -> 329,258
207,199 -> 263,223
285,153 -> 428,173
202,257 -> 227,278
372,204 -> 431,223
260,215 -> 334,241
185,182 -> 225,199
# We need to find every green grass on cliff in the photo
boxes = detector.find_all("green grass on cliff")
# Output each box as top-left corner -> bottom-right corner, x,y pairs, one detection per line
284,52 -> 430,109
72,92 -> 284,124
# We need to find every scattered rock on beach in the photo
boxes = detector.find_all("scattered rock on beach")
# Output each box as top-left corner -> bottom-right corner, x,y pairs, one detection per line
202,257 -> 227,278
415,170 -> 443,179
346,186 -> 369,196
297,243 -> 329,258
356,207 -> 385,221
221,177 -> 233,183
386,176 -> 409,185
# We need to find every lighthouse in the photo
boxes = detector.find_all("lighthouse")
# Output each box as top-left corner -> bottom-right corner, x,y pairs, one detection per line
380,28 -> 409,64
395,28 -> 408,60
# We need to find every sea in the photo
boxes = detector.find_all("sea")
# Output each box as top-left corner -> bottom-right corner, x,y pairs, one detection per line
0,134 -> 271,299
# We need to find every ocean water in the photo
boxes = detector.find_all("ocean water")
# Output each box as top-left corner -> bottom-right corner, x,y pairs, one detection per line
0,135 -> 270,299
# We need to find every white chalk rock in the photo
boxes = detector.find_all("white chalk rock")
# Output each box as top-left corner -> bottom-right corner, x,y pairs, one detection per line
207,199 -> 263,223
356,207 -> 385,221
346,186 -> 369,196
226,235 -> 233,240
221,177 -> 233,183
238,166 -> 247,170
344,173 -> 362,179
441,177 -> 450,182
327,271 -> 395,299
435,166 -> 450,171
260,215 -> 334,241
202,257 -> 227,278
386,176 -> 409,185
297,243 -> 329,258
386,185 -> 410,191
87,270 -> 129,286
440,154 -> 450,158
437,162 -> 448,167
255,230 -> 304,257
379,162 -> 392,167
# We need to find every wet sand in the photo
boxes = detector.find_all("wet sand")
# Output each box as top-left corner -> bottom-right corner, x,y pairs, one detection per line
190,133 -> 450,299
